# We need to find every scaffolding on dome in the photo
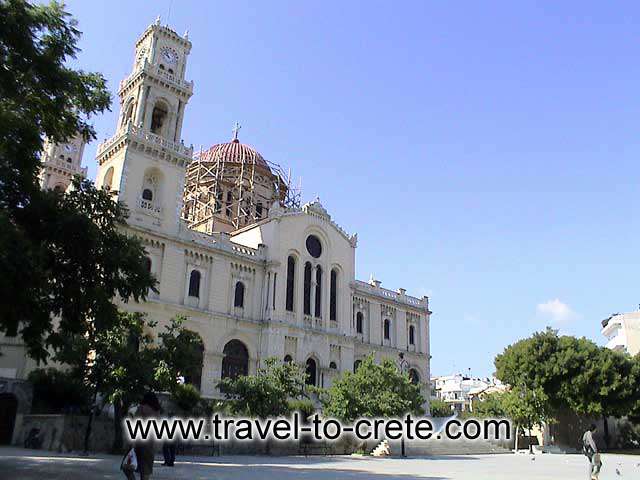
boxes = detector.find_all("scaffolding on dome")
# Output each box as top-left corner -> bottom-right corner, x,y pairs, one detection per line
181,144 -> 302,235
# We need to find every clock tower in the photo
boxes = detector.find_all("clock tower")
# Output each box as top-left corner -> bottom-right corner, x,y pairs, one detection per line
95,18 -> 194,235
39,133 -> 87,191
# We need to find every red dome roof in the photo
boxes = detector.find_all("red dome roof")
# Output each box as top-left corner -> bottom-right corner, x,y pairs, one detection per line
200,139 -> 270,171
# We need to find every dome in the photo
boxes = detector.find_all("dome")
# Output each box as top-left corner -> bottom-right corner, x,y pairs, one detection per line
200,138 -> 270,171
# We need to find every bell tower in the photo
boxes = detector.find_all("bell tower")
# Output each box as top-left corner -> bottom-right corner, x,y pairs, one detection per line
39,133 -> 87,191
96,18 -> 194,235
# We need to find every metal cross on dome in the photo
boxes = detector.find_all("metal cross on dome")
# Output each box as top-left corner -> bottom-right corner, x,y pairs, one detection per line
232,122 -> 242,141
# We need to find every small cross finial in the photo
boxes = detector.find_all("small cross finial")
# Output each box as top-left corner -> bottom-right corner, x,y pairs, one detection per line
232,122 -> 241,141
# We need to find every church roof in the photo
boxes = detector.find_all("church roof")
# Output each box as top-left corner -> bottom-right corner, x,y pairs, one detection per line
199,138 -> 270,172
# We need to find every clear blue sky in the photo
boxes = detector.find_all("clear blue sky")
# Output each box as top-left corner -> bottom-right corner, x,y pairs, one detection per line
63,0 -> 640,377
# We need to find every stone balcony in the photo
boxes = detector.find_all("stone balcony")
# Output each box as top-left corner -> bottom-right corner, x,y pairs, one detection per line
352,279 -> 429,311
97,123 -> 193,161
118,59 -> 194,95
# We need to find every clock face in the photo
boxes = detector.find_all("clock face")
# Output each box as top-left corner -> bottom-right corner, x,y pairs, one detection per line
161,47 -> 179,65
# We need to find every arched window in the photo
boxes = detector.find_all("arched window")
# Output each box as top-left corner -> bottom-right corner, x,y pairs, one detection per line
150,101 -> 168,135
168,68 -> 174,75
234,282 -> 245,308
142,188 -> 153,201
329,361 -> 337,370
188,270 -> 201,298
353,360 -> 362,373
122,99 -> 135,127
284,354 -> 293,364
67,157 -> 72,163
409,368 -> 420,385
305,358 -> 317,386
330,269 -> 337,321
356,312 -> 363,334
286,256 -> 295,312
383,319 -> 391,340
314,266 -> 322,318
409,325 -> 415,345
143,256 -> 152,273
159,64 -> 165,70
103,167 -> 114,191
222,340 -> 248,380
303,262 -> 312,316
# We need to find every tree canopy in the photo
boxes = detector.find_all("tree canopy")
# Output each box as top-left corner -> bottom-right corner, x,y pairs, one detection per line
0,0 -> 156,363
495,328 -> 640,421
320,355 -> 424,422
219,357 -> 307,418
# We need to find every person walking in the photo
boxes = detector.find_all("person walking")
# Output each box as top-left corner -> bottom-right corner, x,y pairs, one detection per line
162,409 -> 176,468
583,424 -> 601,480
134,392 -> 162,480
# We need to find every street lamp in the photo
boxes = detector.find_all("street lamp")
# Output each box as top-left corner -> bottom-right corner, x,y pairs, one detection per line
397,352 -> 409,458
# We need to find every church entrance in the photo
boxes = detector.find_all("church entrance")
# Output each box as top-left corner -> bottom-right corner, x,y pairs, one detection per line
0,393 -> 18,444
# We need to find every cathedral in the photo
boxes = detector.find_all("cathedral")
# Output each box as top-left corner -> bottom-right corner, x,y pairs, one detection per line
7,20 -> 432,406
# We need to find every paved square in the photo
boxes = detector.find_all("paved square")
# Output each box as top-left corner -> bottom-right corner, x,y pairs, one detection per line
0,447 -> 637,479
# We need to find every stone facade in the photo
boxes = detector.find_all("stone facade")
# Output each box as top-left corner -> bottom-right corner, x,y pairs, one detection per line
38,133 -> 87,191
0,19 -> 432,409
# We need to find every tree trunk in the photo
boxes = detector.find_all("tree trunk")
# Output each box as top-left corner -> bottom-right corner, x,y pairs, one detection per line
112,401 -> 126,453
528,426 -> 533,454
83,388 -> 98,454
602,415 -> 610,450
514,424 -> 519,451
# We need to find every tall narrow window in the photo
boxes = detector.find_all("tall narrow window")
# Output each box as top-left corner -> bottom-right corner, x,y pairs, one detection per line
409,325 -> 415,345
315,267 -> 323,318
272,273 -> 277,309
144,257 -> 152,273
188,270 -> 201,298
215,191 -> 223,212
150,102 -> 168,135
356,312 -> 363,334
234,282 -> 245,308
103,167 -> 114,191
305,358 -> 317,386
286,256 -> 295,312
383,319 -> 390,340
353,360 -> 362,373
330,269 -> 337,321
303,262 -> 312,315
256,202 -> 263,219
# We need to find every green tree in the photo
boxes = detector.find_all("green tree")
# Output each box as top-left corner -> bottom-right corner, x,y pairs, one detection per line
60,312 -> 201,452
28,367 -> 91,414
320,355 -> 424,422
0,1 -> 160,374
469,392 -> 507,419
171,383 -> 202,415
495,328 -> 640,448
501,386 -> 551,452
219,357 -> 307,418
157,316 -> 204,387
429,398 -> 453,417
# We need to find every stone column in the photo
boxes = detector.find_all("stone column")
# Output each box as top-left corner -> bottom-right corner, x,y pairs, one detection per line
201,351 -> 223,398
396,310 -> 407,351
